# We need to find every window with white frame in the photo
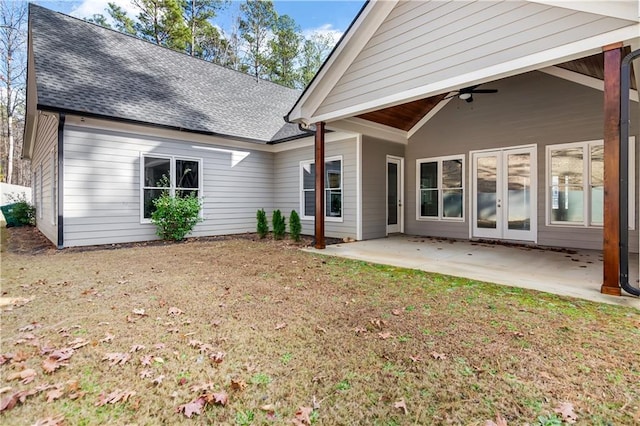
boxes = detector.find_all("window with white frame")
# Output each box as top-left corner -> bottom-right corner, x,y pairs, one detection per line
141,155 -> 202,220
547,139 -> 635,227
417,155 -> 464,220
300,157 -> 342,220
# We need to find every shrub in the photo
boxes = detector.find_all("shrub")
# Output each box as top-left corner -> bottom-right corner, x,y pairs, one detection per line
4,193 -> 35,226
256,208 -> 268,238
151,192 -> 202,241
272,209 -> 286,240
289,210 -> 301,242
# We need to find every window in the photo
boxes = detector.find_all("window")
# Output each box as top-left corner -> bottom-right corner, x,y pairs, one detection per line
141,155 -> 202,221
417,155 -> 464,220
300,157 -> 342,220
547,139 -> 635,227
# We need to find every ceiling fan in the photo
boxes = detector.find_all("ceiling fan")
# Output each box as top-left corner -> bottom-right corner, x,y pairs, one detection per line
445,85 -> 498,103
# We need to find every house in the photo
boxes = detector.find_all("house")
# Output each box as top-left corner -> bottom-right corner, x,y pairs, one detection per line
25,2 -> 639,295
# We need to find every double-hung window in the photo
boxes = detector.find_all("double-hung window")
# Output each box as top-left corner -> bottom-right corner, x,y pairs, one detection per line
300,156 -> 343,220
417,155 -> 464,220
547,139 -> 635,227
141,155 -> 202,221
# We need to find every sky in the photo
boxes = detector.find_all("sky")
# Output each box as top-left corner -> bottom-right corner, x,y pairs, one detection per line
36,0 -> 366,43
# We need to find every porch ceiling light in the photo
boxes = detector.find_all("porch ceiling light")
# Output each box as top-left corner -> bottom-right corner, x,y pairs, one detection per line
458,92 -> 472,102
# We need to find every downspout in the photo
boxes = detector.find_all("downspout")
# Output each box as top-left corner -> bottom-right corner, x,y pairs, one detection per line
57,113 -> 65,249
619,49 -> 640,296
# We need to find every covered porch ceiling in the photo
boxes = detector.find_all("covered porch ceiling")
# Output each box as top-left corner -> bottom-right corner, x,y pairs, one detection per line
355,51 -> 638,132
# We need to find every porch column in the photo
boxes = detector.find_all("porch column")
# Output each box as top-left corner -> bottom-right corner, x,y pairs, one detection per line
601,43 -> 622,296
315,121 -> 326,249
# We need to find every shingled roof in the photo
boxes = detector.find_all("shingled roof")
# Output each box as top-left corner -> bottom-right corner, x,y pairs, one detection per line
28,4 -> 310,143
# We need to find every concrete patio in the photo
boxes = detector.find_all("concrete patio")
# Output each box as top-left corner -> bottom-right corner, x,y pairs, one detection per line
305,235 -> 640,309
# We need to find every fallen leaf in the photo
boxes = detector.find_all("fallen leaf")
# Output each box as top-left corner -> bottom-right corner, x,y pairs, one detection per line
315,325 -> 327,333
153,343 -> 166,349
209,352 -> 225,364
46,388 -> 64,403
168,307 -> 183,315
554,402 -> 578,424
394,398 -> 408,415
275,322 -> 287,330
67,338 -> 89,349
100,333 -> 115,343
18,323 -> 42,332
132,308 -> 146,316
190,382 -> 214,393
42,357 -> 65,374
50,348 -> 74,361
212,391 -> 228,406
260,403 -> 275,412
378,332 -> 393,340
409,355 -> 423,362
188,339 -> 203,348
153,356 -> 165,364
354,327 -> 367,334
7,368 -> 36,384
293,406 -> 313,425
140,355 -> 153,366
95,389 -> 136,406
152,375 -> 165,385
392,309 -> 402,316
430,352 -> 447,360
485,412 -> 508,426
129,344 -> 145,353
0,387 -> 11,394
177,397 -> 205,418
370,319 -> 386,329
32,414 -> 65,426
230,378 -> 247,391
102,352 -> 131,366
139,369 -> 152,379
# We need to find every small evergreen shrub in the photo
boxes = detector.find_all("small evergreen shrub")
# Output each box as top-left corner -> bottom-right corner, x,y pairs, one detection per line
151,192 -> 202,241
4,193 -> 35,226
256,208 -> 268,238
289,210 -> 301,242
272,209 -> 286,240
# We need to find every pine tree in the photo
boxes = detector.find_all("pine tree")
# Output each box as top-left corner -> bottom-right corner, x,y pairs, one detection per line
238,0 -> 276,81
266,14 -> 300,88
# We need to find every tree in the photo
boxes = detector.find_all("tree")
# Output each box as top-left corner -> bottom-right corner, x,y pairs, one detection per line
238,0 -> 276,81
131,0 -> 189,50
85,13 -> 112,28
106,3 -> 136,36
183,0 -> 226,58
298,32 -> 333,89
0,0 -> 27,185
266,14 -> 300,88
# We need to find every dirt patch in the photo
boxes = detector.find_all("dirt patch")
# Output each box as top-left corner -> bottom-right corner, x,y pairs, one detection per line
1,227 -> 639,425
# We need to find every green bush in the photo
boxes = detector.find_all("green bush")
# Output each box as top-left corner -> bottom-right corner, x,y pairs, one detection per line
272,209 -> 286,240
256,208 -> 268,238
4,193 -> 36,226
151,192 -> 202,241
289,210 -> 301,242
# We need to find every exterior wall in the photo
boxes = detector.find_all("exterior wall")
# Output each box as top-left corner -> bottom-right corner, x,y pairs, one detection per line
62,120 -> 274,247
31,113 -> 58,245
361,136 -> 405,240
406,71 -> 640,252
316,1 -> 634,117
274,136 -> 358,240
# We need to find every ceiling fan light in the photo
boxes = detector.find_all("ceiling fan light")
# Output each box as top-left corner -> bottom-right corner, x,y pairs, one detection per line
458,93 -> 472,100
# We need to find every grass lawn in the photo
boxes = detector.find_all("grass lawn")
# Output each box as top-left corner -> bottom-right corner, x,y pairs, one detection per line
1,227 -> 639,425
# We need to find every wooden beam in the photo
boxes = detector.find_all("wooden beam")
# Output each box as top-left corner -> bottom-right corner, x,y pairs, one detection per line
314,122 -> 326,249
601,45 -> 622,296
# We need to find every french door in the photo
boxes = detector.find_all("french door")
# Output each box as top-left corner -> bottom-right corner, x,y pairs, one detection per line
386,156 -> 404,234
472,146 -> 536,242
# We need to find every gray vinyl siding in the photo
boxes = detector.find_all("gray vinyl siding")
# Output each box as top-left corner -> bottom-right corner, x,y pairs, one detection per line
316,1 -> 634,117
361,136 -> 405,240
274,137 -> 358,240
406,71 -> 640,252
31,113 -> 58,245
63,124 -> 274,247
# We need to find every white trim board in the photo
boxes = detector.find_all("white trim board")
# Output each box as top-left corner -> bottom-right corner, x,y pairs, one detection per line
540,66 -> 639,102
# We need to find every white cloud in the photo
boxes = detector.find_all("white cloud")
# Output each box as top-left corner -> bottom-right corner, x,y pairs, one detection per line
302,23 -> 344,45
69,0 -> 140,20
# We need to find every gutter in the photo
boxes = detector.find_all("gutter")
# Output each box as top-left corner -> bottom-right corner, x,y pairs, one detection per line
619,48 -> 640,297
57,113 -> 65,249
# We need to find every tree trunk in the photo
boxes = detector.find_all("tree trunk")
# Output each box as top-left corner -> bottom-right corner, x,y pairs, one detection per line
6,113 -> 13,184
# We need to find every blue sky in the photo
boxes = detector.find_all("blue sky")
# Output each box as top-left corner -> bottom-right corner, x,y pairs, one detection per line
37,0 -> 365,41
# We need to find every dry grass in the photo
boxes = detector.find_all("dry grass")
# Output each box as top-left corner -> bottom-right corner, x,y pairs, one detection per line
1,227 -> 639,425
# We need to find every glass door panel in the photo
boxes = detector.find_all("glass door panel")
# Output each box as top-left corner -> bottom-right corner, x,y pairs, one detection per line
506,153 -> 531,231
476,155 -> 498,231
387,162 -> 398,226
